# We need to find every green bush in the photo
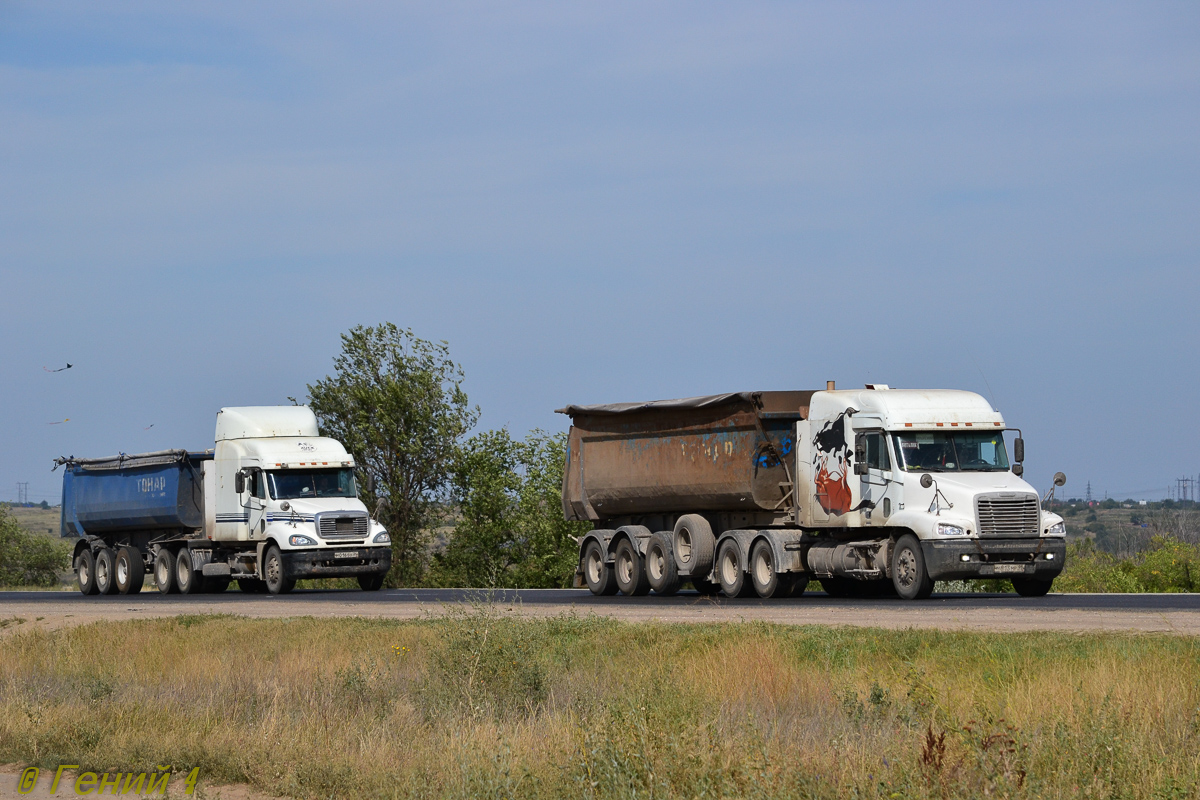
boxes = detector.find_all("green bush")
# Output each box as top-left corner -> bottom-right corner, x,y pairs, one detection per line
0,504 -> 71,587
1134,537 -> 1200,592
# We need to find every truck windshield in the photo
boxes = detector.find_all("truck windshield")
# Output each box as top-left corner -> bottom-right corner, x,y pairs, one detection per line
267,469 -> 357,499
893,432 -> 1010,472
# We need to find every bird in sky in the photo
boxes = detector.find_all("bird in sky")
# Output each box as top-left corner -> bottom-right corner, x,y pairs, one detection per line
44,364 -> 73,373
48,419 -> 69,425
144,424 -> 154,430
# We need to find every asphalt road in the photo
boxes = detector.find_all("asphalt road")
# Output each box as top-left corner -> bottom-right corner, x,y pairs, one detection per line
3,588 -> 1199,634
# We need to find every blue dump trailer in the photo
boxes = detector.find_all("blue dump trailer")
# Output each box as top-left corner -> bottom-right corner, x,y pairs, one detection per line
59,450 -> 210,538
56,406 -> 392,597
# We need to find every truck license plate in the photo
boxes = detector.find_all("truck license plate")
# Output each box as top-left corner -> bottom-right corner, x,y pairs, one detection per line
334,551 -> 358,559
992,563 -> 1026,574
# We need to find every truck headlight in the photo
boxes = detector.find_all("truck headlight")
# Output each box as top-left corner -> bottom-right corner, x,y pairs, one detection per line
1045,522 -> 1066,536
289,534 -> 316,547
373,531 -> 391,544
937,523 -> 966,537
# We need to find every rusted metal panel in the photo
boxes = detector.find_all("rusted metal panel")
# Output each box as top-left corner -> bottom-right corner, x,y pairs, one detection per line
559,391 -> 815,522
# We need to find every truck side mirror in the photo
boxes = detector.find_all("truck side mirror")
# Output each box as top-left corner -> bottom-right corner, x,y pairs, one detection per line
1054,471 -> 1066,487
234,471 -> 245,494
1013,437 -> 1024,463
920,473 -> 934,489
853,434 -> 868,475
1012,464 -> 1024,477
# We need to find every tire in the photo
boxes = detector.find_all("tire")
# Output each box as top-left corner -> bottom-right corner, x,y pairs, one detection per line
237,578 -> 268,594
76,549 -> 99,596
645,532 -> 681,596
175,550 -> 201,595
786,576 -> 811,597
205,578 -> 231,593
673,515 -> 716,578
613,537 -> 651,596
115,546 -> 145,595
818,577 -> 853,597
95,549 -> 119,595
716,539 -> 754,598
1011,577 -> 1053,597
891,535 -> 934,600
750,539 -> 787,598
581,539 -> 618,596
263,545 -> 295,595
690,576 -> 721,595
155,549 -> 178,594
358,574 -> 385,591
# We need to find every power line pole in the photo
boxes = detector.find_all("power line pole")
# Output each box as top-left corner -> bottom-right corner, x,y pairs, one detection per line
1086,481 -> 1093,504
16,482 -> 29,505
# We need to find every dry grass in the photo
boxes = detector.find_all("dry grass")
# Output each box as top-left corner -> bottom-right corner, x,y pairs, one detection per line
1,608 -> 1197,799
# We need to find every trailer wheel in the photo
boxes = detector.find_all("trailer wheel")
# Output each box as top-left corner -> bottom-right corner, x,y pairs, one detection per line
891,535 -> 934,600
716,539 -> 754,598
115,546 -> 145,595
155,549 -> 178,594
76,549 -> 99,596
175,550 -> 201,595
1011,577 -> 1053,597
263,546 -> 295,595
689,576 -> 721,596
237,578 -> 268,594
614,538 -> 650,596
672,515 -> 716,578
786,576 -> 810,597
358,574 -> 385,591
645,532 -> 680,596
581,539 -> 618,596
95,549 -> 119,595
205,579 -> 230,593
750,540 -> 787,599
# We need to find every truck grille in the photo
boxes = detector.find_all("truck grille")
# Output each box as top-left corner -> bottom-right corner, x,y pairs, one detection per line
975,494 -> 1040,537
316,512 -> 369,540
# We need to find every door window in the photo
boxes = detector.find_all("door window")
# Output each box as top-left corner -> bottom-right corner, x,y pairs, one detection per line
863,432 -> 891,471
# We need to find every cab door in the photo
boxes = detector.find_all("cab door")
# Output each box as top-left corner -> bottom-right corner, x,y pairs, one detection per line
245,468 -> 267,539
853,427 -> 897,525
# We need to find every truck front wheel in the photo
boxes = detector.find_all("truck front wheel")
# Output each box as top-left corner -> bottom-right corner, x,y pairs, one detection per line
1011,577 -> 1053,597
891,535 -> 934,600
155,549 -> 178,594
614,538 -> 650,596
263,546 -> 295,595
358,574 -> 384,591
95,549 -> 119,595
581,540 -> 618,596
76,550 -> 99,596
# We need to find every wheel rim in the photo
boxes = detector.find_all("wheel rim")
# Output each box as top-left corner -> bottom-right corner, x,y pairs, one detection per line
177,556 -> 189,587
157,559 -> 169,586
753,549 -> 772,587
116,557 -> 128,586
96,557 -> 109,587
266,554 -> 281,586
586,549 -> 603,584
648,548 -> 664,581
617,551 -> 633,585
677,530 -> 692,564
720,550 -> 738,586
896,548 -> 917,588
79,560 -> 90,586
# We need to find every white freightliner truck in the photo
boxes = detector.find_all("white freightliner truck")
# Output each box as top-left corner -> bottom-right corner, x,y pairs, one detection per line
58,406 -> 391,596
560,385 -> 1067,600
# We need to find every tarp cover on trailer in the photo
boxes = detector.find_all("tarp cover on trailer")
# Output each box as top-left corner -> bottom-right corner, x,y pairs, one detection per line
54,450 -> 211,472
556,392 -> 759,417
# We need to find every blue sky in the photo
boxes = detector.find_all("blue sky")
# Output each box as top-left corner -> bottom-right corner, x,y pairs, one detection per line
2,2 -> 1197,504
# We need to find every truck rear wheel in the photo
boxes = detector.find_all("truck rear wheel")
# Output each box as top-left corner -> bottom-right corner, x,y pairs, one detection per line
786,576 -> 810,597
205,579 -> 230,593
155,549 -> 178,594
717,539 -> 754,598
1011,577 -> 1053,597
263,545 -> 295,595
614,538 -> 650,596
892,535 -> 934,600
673,515 -> 715,578
237,578 -> 268,593
76,549 -> 99,596
750,540 -> 787,599
645,532 -> 680,596
175,550 -> 202,595
95,549 -> 119,595
115,546 -> 145,595
581,539 -> 618,596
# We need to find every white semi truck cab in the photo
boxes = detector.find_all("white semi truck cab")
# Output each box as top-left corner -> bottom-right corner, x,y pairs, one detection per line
562,386 -> 1066,600
61,406 -> 392,596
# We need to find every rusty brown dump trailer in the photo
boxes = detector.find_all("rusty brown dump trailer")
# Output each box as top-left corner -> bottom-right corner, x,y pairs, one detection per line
558,386 -> 1068,601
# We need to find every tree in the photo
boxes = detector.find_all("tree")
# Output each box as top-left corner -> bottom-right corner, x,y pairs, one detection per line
432,429 -> 589,588
302,324 -> 478,584
0,505 -> 70,587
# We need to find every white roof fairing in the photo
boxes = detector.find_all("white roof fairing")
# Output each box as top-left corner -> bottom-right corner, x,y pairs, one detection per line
216,406 -> 320,441
814,389 -> 1006,429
